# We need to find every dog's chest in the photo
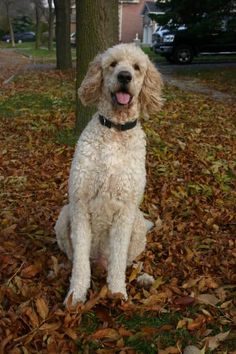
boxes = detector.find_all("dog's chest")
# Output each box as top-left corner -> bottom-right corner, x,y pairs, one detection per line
93,139 -> 145,199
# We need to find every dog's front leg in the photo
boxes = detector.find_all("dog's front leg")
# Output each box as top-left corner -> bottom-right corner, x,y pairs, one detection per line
65,202 -> 92,305
107,206 -> 135,299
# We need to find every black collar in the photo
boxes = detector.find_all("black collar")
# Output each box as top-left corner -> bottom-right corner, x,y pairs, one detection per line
99,114 -> 137,131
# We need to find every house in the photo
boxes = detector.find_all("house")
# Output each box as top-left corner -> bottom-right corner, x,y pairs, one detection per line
141,1 -> 165,45
70,1 -> 164,45
119,0 -> 151,43
119,0 -> 164,44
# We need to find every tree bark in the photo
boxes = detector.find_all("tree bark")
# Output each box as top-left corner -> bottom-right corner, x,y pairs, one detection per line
35,2 -> 42,49
8,14 -> 15,47
75,0 -> 119,135
47,0 -> 54,51
54,0 -> 72,70
4,1 -> 15,47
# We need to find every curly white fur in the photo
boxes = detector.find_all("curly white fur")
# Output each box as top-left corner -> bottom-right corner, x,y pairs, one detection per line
55,43 -> 163,305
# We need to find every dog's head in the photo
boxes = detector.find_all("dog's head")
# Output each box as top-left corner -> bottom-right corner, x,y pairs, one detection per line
78,43 -> 163,118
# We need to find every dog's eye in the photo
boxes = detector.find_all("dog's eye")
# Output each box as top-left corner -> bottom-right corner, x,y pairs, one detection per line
110,61 -> 117,68
133,63 -> 140,71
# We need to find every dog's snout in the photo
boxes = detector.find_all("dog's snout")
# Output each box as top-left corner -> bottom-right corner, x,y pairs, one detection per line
117,71 -> 132,84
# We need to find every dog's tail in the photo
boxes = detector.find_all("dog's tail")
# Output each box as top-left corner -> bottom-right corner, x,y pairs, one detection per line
54,204 -> 73,260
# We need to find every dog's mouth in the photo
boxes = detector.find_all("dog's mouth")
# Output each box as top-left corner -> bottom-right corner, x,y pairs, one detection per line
111,91 -> 133,106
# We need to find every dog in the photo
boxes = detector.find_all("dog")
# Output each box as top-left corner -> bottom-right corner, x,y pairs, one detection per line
55,43 -> 163,305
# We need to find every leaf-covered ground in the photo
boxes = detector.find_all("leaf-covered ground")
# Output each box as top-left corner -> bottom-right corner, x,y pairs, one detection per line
0,70 -> 235,354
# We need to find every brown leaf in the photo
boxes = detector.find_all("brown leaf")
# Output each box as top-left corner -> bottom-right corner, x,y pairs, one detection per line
183,346 -> 202,354
174,296 -> 195,307
129,262 -> 143,282
187,315 -> 207,331
91,328 -> 120,341
151,276 -> 165,290
196,294 -> 219,306
205,331 -> 230,350
21,264 -> 41,278
118,327 -> 133,337
64,328 -> 78,340
39,322 -> 61,331
35,298 -> 49,320
24,307 -> 39,328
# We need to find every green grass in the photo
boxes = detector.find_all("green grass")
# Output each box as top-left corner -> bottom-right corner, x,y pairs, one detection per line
118,312 -> 181,330
118,312 -> 197,353
56,128 -> 79,146
0,41 -> 76,62
142,46 -> 166,64
0,92 -> 74,118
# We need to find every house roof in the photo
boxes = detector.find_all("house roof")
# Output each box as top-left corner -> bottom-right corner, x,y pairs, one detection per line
141,1 -> 164,15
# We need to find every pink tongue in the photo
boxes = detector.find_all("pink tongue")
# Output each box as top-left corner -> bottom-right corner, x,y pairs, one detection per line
116,92 -> 131,105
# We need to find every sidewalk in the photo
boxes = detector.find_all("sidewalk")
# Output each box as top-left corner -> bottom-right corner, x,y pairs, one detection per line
0,49 -> 30,86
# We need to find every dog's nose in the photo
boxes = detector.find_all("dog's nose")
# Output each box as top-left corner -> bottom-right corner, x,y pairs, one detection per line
117,71 -> 132,84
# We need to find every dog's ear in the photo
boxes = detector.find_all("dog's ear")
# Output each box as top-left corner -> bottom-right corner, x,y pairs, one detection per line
140,59 -> 163,118
78,54 -> 103,106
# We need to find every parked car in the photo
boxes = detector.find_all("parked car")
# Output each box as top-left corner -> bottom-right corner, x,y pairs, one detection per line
153,20 -> 236,64
151,25 -> 186,52
2,31 -> 35,43
70,32 -> 76,47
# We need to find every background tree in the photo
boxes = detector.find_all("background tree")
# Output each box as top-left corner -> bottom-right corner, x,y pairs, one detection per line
75,0 -> 119,135
155,0 -> 236,28
12,15 -> 34,33
33,0 -> 44,49
47,0 -> 54,51
54,0 -> 72,70
0,0 -> 32,46
2,0 -> 15,47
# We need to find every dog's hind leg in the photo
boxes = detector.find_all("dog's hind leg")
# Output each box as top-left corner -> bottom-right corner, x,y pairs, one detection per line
127,210 -> 150,266
54,204 -> 73,260
128,211 -> 155,286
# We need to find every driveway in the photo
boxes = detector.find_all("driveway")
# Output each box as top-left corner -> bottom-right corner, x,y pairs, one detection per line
157,61 -> 236,101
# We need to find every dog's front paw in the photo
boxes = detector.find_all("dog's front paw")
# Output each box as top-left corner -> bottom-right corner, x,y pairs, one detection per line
64,288 -> 87,307
108,284 -> 128,301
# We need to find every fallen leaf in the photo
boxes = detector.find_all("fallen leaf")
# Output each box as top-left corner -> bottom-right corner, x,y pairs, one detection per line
39,322 -> 61,331
35,298 -> 49,320
129,262 -> 143,282
174,296 -> 195,307
187,315 -> 207,331
205,331 -> 230,350
183,345 -> 204,354
64,327 -> 78,340
21,264 -> 41,278
91,328 -> 120,341
196,294 -> 219,306
24,307 -> 39,328
151,276 -> 165,290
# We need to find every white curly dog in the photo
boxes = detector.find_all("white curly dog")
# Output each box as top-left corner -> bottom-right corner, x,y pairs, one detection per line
55,43 -> 163,305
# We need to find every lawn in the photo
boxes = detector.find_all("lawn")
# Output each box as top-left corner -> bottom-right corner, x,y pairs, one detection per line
0,41 -> 76,62
0,69 -> 235,353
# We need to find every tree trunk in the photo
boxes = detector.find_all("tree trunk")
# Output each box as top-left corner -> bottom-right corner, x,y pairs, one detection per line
54,0 -> 72,70
5,2 -> 15,47
48,0 -> 54,51
8,16 -> 15,47
35,3 -> 42,49
75,0 -> 119,135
